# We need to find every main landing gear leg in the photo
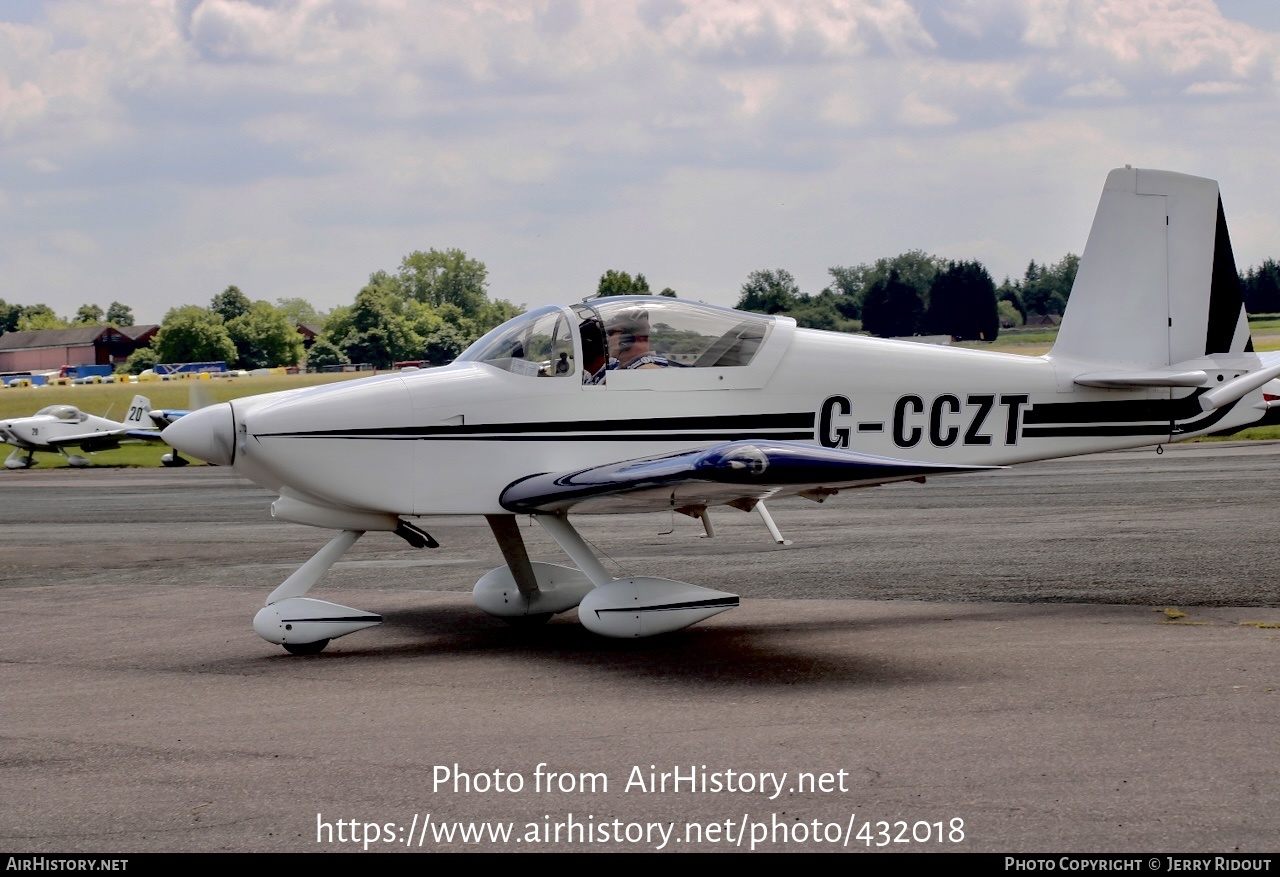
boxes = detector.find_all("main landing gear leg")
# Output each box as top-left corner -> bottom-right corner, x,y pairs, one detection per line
252,529 -> 383,655
484,515 -> 553,626
472,515 -> 596,624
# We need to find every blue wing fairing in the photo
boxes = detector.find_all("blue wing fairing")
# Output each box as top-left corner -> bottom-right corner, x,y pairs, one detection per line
499,440 -> 1001,514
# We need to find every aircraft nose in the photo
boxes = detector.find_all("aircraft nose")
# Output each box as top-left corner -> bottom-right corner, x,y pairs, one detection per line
162,402 -> 236,466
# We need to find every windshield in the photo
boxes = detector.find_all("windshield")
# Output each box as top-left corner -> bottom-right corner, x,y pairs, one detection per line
35,405 -> 84,421
456,305 -> 577,377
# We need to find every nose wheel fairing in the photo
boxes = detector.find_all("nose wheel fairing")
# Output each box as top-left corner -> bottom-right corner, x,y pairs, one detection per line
253,597 -> 382,650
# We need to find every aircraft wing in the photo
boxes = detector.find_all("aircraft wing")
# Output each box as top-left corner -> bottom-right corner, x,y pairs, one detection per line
500,440 -> 1001,515
123,429 -> 168,442
46,428 -> 165,447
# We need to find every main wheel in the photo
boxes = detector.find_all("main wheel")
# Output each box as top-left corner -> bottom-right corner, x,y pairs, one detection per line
283,638 -> 330,655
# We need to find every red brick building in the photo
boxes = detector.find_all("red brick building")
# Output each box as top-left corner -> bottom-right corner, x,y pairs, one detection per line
0,325 -> 158,373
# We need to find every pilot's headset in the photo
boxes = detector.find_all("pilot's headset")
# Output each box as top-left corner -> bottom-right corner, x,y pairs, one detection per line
579,317 -> 606,373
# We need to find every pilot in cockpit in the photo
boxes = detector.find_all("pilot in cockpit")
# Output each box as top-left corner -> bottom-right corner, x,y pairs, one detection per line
604,308 -> 671,371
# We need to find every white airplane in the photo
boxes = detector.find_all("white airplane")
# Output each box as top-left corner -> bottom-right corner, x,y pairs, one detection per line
164,167 -> 1280,655
0,394 -> 169,469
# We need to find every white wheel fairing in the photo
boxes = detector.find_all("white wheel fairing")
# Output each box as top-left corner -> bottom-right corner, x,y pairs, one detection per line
577,578 -> 739,638
253,597 -> 382,647
472,562 -> 596,618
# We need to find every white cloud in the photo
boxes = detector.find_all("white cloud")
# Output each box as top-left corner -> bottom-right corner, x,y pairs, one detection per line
1184,80 -> 1251,95
1062,76 -> 1126,98
0,0 -> 1276,321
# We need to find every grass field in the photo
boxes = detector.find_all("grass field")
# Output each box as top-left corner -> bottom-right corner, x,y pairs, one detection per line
0,372 -> 367,469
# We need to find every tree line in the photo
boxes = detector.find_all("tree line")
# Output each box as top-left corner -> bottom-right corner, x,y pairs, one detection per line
732,252 -> 1083,341
4,251 -> 1278,370
0,300 -> 136,333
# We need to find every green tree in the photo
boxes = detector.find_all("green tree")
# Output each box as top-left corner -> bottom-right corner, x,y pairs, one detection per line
336,285 -> 422,368
274,296 -> 322,326
226,301 -> 306,369
597,269 -> 652,297
74,304 -> 104,325
997,299 -> 1023,328
105,301 -> 135,327
861,270 -> 923,338
304,337 -> 349,370
17,305 -> 68,331
422,324 -> 469,364
1020,254 -> 1078,316
0,299 -> 21,334
996,278 -> 1026,322
153,306 -> 237,364
826,266 -> 869,320
736,268 -> 800,314
211,285 -> 252,323
319,304 -> 353,348
659,288 -> 677,298
829,251 -> 941,321
1241,260 -> 1280,313
119,346 -> 159,374
925,261 -> 999,341
471,298 -> 524,337
786,296 -> 842,331
398,249 -> 488,316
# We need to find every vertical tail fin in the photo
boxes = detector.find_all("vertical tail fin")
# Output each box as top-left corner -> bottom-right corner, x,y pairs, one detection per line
1050,167 -> 1251,371
125,395 -> 152,428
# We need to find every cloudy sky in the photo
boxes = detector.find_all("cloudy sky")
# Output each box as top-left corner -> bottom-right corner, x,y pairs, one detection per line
2,0 -> 1278,324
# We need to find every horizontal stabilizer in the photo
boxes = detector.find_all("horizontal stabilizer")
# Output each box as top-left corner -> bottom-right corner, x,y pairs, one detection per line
500,440 -> 1001,515
1074,370 -> 1207,389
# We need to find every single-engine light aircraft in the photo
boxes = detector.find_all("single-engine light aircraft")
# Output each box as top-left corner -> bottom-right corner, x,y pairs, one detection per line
1,394 -> 172,469
164,167 -> 1280,654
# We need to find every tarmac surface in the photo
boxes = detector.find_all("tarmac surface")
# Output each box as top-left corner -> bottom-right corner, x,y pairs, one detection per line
1,441 -> 1278,853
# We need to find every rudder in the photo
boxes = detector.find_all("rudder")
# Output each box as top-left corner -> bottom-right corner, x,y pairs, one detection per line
1050,167 -> 1251,372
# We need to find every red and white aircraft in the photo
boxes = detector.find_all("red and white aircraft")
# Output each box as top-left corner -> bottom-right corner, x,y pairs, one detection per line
164,168 -> 1280,654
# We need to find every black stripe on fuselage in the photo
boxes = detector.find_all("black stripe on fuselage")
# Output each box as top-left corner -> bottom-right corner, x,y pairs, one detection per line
254,412 -> 816,442
249,396 -> 1241,446
266,431 -> 819,442
1023,393 -> 1205,426
1022,395 -> 1235,439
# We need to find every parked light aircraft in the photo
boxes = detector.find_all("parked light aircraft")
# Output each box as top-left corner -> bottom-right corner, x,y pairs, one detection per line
164,167 -> 1280,654
0,395 -> 173,469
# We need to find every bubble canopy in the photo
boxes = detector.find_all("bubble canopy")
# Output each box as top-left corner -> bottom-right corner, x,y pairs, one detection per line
456,298 -> 776,378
